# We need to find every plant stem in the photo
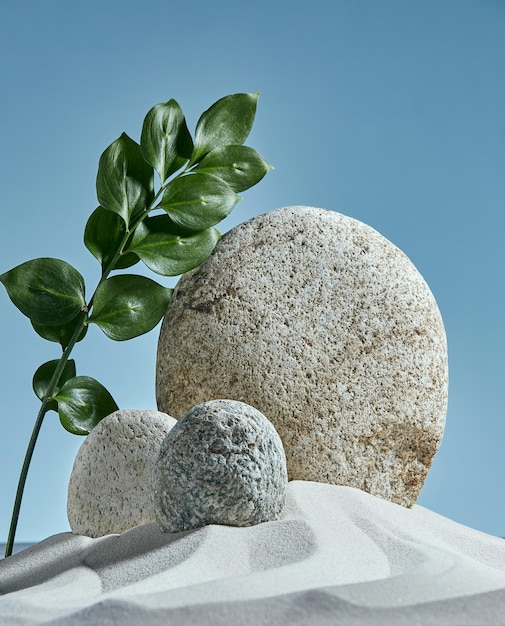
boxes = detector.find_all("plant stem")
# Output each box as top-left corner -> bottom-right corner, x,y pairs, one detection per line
4,401 -> 50,557
4,311 -> 88,558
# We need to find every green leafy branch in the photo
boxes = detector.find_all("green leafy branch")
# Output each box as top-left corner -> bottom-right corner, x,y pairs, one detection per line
0,92 -> 272,557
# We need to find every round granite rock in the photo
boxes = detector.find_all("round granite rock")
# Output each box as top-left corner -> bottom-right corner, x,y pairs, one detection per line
153,399 -> 288,532
156,206 -> 448,507
68,409 -> 177,537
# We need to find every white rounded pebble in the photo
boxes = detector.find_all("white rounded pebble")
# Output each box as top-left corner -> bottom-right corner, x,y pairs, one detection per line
156,206 -> 448,507
153,399 -> 288,533
68,409 -> 177,537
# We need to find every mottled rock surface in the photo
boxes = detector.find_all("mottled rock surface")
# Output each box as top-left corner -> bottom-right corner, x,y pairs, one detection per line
156,206 -> 448,507
68,409 -> 176,537
153,400 -> 288,532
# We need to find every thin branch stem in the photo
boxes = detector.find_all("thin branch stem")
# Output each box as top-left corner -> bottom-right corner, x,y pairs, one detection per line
4,401 -> 50,557
4,310 -> 88,558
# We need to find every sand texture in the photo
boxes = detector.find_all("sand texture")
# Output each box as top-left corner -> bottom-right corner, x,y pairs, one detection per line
1,481 -> 505,625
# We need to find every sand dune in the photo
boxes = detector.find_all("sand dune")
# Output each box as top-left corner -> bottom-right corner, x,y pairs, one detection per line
1,481 -> 505,625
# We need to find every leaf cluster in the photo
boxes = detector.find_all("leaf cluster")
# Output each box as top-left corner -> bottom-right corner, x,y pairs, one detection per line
1,93 -> 272,435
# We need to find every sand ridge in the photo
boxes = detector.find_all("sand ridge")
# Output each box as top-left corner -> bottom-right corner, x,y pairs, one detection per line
1,481 -> 505,625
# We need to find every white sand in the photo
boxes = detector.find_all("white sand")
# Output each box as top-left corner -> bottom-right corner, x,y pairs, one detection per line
1,481 -> 505,625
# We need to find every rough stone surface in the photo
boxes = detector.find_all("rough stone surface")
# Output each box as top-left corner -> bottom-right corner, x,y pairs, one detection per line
153,399 -> 288,532
68,409 -> 177,537
156,206 -> 448,507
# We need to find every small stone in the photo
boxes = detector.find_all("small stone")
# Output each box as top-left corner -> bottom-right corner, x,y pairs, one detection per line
156,206 -> 448,507
153,399 -> 288,533
68,409 -> 176,537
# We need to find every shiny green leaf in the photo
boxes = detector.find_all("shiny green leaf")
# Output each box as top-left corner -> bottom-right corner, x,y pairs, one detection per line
141,99 -> 193,183
32,359 -> 77,411
32,314 -> 88,349
159,172 -> 240,231
194,145 -> 273,192
54,376 -> 118,435
0,258 -> 85,325
89,274 -> 172,341
190,93 -> 259,164
129,215 -> 220,276
96,133 -> 154,227
84,206 -> 139,271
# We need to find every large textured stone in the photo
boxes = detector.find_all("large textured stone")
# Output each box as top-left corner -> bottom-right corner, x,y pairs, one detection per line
68,409 -> 176,537
153,400 -> 288,532
156,206 -> 448,507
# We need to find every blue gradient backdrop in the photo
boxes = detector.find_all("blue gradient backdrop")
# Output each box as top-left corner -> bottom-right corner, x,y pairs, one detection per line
1,0 -> 504,542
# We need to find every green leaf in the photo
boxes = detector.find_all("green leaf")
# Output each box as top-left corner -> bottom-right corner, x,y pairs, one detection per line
128,215 -> 220,276
84,206 -> 139,271
141,99 -> 193,183
89,274 -> 172,341
159,172 -> 240,231
0,258 -> 86,325
194,145 -> 273,192
32,314 -> 88,349
190,93 -> 259,164
32,359 -> 77,411
96,133 -> 154,227
54,376 -> 118,435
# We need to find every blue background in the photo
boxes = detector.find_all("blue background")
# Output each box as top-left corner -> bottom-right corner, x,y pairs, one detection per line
1,0 -> 504,543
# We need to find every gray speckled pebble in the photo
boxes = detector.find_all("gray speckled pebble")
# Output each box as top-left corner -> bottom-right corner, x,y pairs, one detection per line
68,409 -> 177,537
156,206 -> 448,507
153,400 -> 288,533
